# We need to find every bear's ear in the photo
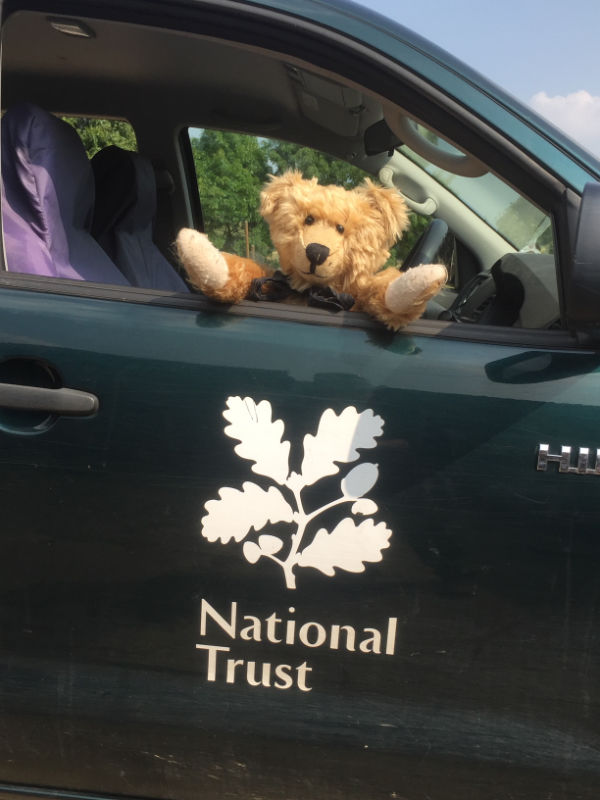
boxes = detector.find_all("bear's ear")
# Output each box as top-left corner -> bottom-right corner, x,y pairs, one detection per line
260,171 -> 308,221
357,179 -> 410,242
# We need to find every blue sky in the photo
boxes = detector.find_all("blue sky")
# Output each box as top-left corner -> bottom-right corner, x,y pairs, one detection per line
355,0 -> 600,156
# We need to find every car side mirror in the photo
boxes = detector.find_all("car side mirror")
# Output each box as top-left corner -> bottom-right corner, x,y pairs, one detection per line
567,181 -> 600,326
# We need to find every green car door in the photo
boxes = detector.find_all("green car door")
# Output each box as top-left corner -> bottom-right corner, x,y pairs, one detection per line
1,281 -> 600,798
1,0 -> 600,797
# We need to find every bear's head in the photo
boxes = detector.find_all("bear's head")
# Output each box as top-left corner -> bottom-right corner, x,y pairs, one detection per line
260,171 -> 410,294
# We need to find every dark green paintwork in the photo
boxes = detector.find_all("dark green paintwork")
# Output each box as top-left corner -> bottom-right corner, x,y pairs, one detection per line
2,288 -> 600,797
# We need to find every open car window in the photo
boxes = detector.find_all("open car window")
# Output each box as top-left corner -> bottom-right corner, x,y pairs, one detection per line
0,7 -> 563,334
187,128 -> 430,268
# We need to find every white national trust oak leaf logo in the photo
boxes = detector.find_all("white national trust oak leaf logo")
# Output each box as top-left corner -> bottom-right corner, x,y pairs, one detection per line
201,396 -> 392,589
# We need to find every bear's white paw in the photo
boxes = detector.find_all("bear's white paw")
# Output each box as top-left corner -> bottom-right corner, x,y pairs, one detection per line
176,229 -> 229,291
385,264 -> 448,314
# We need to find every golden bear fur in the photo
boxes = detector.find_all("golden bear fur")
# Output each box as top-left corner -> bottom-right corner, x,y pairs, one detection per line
176,171 -> 447,330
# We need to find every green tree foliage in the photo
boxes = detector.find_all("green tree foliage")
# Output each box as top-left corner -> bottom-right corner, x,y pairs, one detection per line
191,130 -> 272,258
62,116 -> 137,158
265,140 -> 367,189
194,130 -> 430,269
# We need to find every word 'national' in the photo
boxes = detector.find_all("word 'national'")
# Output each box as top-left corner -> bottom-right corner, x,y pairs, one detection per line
196,599 -> 398,692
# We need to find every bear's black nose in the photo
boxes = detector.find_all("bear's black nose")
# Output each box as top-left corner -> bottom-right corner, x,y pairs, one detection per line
306,242 -> 330,273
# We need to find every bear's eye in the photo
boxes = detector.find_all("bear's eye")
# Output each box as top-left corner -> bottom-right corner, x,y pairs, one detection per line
336,224 -> 345,234
304,215 -> 315,226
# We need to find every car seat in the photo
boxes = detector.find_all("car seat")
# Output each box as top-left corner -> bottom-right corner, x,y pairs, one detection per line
91,146 -> 189,292
1,102 -> 130,285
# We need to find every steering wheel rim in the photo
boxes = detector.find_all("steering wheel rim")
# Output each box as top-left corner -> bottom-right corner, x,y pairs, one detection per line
402,218 -> 450,270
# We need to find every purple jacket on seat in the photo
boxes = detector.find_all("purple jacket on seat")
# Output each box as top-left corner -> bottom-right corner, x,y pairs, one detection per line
2,102 -> 130,285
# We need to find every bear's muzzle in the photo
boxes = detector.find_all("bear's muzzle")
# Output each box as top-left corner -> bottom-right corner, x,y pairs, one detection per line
305,242 -> 330,274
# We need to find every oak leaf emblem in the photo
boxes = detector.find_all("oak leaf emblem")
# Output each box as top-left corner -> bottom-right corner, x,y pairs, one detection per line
201,397 -> 391,589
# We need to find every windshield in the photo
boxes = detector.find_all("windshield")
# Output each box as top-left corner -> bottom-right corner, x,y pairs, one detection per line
398,128 -> 553,252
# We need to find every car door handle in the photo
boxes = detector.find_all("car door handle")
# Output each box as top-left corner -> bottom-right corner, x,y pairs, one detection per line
0,383 -> 99,417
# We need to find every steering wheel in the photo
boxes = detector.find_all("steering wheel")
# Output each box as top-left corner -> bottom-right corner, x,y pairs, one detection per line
402,218 -> 450,270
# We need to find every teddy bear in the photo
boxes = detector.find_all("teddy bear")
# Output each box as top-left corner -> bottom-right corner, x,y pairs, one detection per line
175,171 -> 447,330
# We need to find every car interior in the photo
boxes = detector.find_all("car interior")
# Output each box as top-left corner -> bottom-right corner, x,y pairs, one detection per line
0,7 -> 561,332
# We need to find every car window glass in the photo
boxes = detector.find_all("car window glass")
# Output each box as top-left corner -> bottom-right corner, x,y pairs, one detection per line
398,124 -> 553,253
0,7 -> 562,333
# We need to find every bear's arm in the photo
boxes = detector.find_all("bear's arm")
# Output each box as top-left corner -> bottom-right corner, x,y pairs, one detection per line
176,228 -> 270,303
352,264 -> 447,330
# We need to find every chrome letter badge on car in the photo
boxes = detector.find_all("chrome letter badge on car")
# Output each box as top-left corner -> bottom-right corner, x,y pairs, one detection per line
537,443 -> 600,475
